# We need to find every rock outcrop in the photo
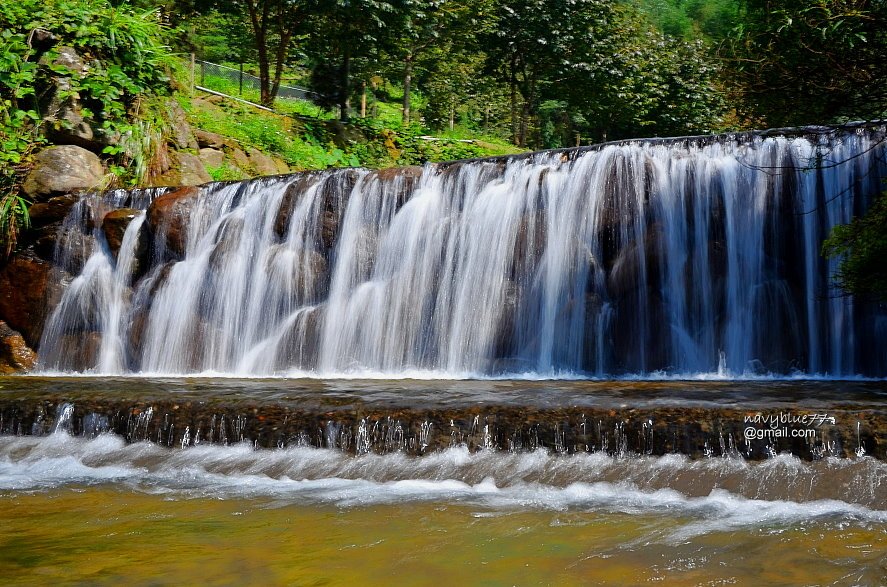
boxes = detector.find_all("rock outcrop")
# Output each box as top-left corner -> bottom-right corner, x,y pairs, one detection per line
0,321 -> 38,374
0,251 -> 55,347
146,186 -> 200,257
22,146 -> 104,201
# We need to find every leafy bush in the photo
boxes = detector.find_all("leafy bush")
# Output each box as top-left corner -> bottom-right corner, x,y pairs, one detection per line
822,191 -> 887,300
0,0 -> 179,253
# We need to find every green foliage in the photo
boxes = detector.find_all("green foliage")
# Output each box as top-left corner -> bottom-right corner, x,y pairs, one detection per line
205,164 -> 245,182
484,0 -> 725,146
822,191 -> 887,300
725,0 -> 887,127
631,0 -> 740,41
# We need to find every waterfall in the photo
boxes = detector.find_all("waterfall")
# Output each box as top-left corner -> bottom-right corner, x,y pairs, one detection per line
38,125 -> 887,377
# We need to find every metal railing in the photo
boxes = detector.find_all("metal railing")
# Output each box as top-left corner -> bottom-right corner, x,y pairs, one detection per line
196,60 -> 319,102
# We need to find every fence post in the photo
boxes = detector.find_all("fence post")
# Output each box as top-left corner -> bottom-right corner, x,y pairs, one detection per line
239,63 -> 244,96
200,61 -> 205,86
189,53 -> 195,96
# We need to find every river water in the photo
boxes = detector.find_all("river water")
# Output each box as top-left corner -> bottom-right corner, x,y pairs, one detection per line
1,376 -> 885,584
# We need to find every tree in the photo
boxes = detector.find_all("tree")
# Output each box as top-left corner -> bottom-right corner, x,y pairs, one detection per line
725,0 -> 887,127
823,191 -> 887,300
305,0 -> 407,120
484,0 -> 724,147
243,0 -> 310,107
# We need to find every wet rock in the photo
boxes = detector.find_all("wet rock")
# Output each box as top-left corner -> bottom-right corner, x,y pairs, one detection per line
0,251 -> 54,347
247,147 -> 279,176
0,321 -> 38,374
366,166 -> 422,209
274,305 -> 323,368
27,194 -> 81,228
273,174 -> 316,238
511,210 -> 546,276
34,224 -> 96,273
146,186 -> 200,258
55,332 -> 101,369
101,208 -> 149,269
198,148 -> 225,170
264,245 -> 328,296
22,146 -> 104,201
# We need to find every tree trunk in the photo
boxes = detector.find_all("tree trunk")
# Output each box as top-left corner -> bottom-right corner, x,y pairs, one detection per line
339,48 -> 351,121
449,93 -> 455,131
402,52 -> 413,125
246,0 -> 272,107
509,55 -> 519,144
361,81 -> 367,118
269,27 -> 293,106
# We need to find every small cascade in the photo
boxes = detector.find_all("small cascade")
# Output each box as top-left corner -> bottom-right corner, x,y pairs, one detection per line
37,124 -> 887,377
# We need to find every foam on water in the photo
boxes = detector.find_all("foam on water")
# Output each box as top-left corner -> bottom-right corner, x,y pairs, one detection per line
1,432 -> 885,538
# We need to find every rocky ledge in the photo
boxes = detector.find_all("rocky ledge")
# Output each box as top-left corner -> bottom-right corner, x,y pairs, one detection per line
0,378 -> 883,460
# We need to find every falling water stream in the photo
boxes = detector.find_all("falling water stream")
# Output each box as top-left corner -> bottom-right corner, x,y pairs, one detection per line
36,125 -> 887,377
4,125 -> 887,584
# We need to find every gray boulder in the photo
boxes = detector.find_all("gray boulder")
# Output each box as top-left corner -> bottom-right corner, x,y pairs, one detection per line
199,148 -> 225,169
247,147 -> 279,176
22,145 -> 104,201
179,153 -> 212,185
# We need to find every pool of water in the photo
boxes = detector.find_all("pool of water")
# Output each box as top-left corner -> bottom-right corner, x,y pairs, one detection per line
0,377 -> 885,584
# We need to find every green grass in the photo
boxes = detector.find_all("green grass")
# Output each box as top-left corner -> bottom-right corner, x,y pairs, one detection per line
180,71 -> 526,173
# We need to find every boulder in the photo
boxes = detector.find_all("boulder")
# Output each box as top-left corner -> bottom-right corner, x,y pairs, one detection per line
0,251 -> 55,347
247,147 -> 279,176
27,193 -> 81,227
178,153 -> 212,185
151,152 -> 212,187
22,146 -> 104,201
194,129 -> 232,149
366,166 -> 422,209
146,186 -> 200,257
40,47 -> 99,150
33,224 -> 96,272
199,148 -> 225,169
164,99 -> 199,151
101,208 -> 148,263
0,321 -> 38,374
230,148 -> 251,173
273,157 -> 290,174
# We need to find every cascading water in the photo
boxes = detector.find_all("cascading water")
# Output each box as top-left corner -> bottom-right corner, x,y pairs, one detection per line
38,125 -> 887,377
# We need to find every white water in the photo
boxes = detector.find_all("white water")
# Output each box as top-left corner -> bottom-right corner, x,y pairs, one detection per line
1,433 -> 885,536
38,127 -> 887,377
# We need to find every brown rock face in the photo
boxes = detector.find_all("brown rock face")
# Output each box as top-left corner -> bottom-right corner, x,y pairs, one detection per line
0,321 -> 38,374
27,194 -> 81,228
194,129 -> 230,149
164,98 -> 199,151
152,152 -> 212,187
247,147 -> 279,176
101,208 -> 149,266
0,251 -> 53,347
22,146 -> 104,201
146,186 -> 200,258
198,148 -> 225,170
178,153 -> 212,185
